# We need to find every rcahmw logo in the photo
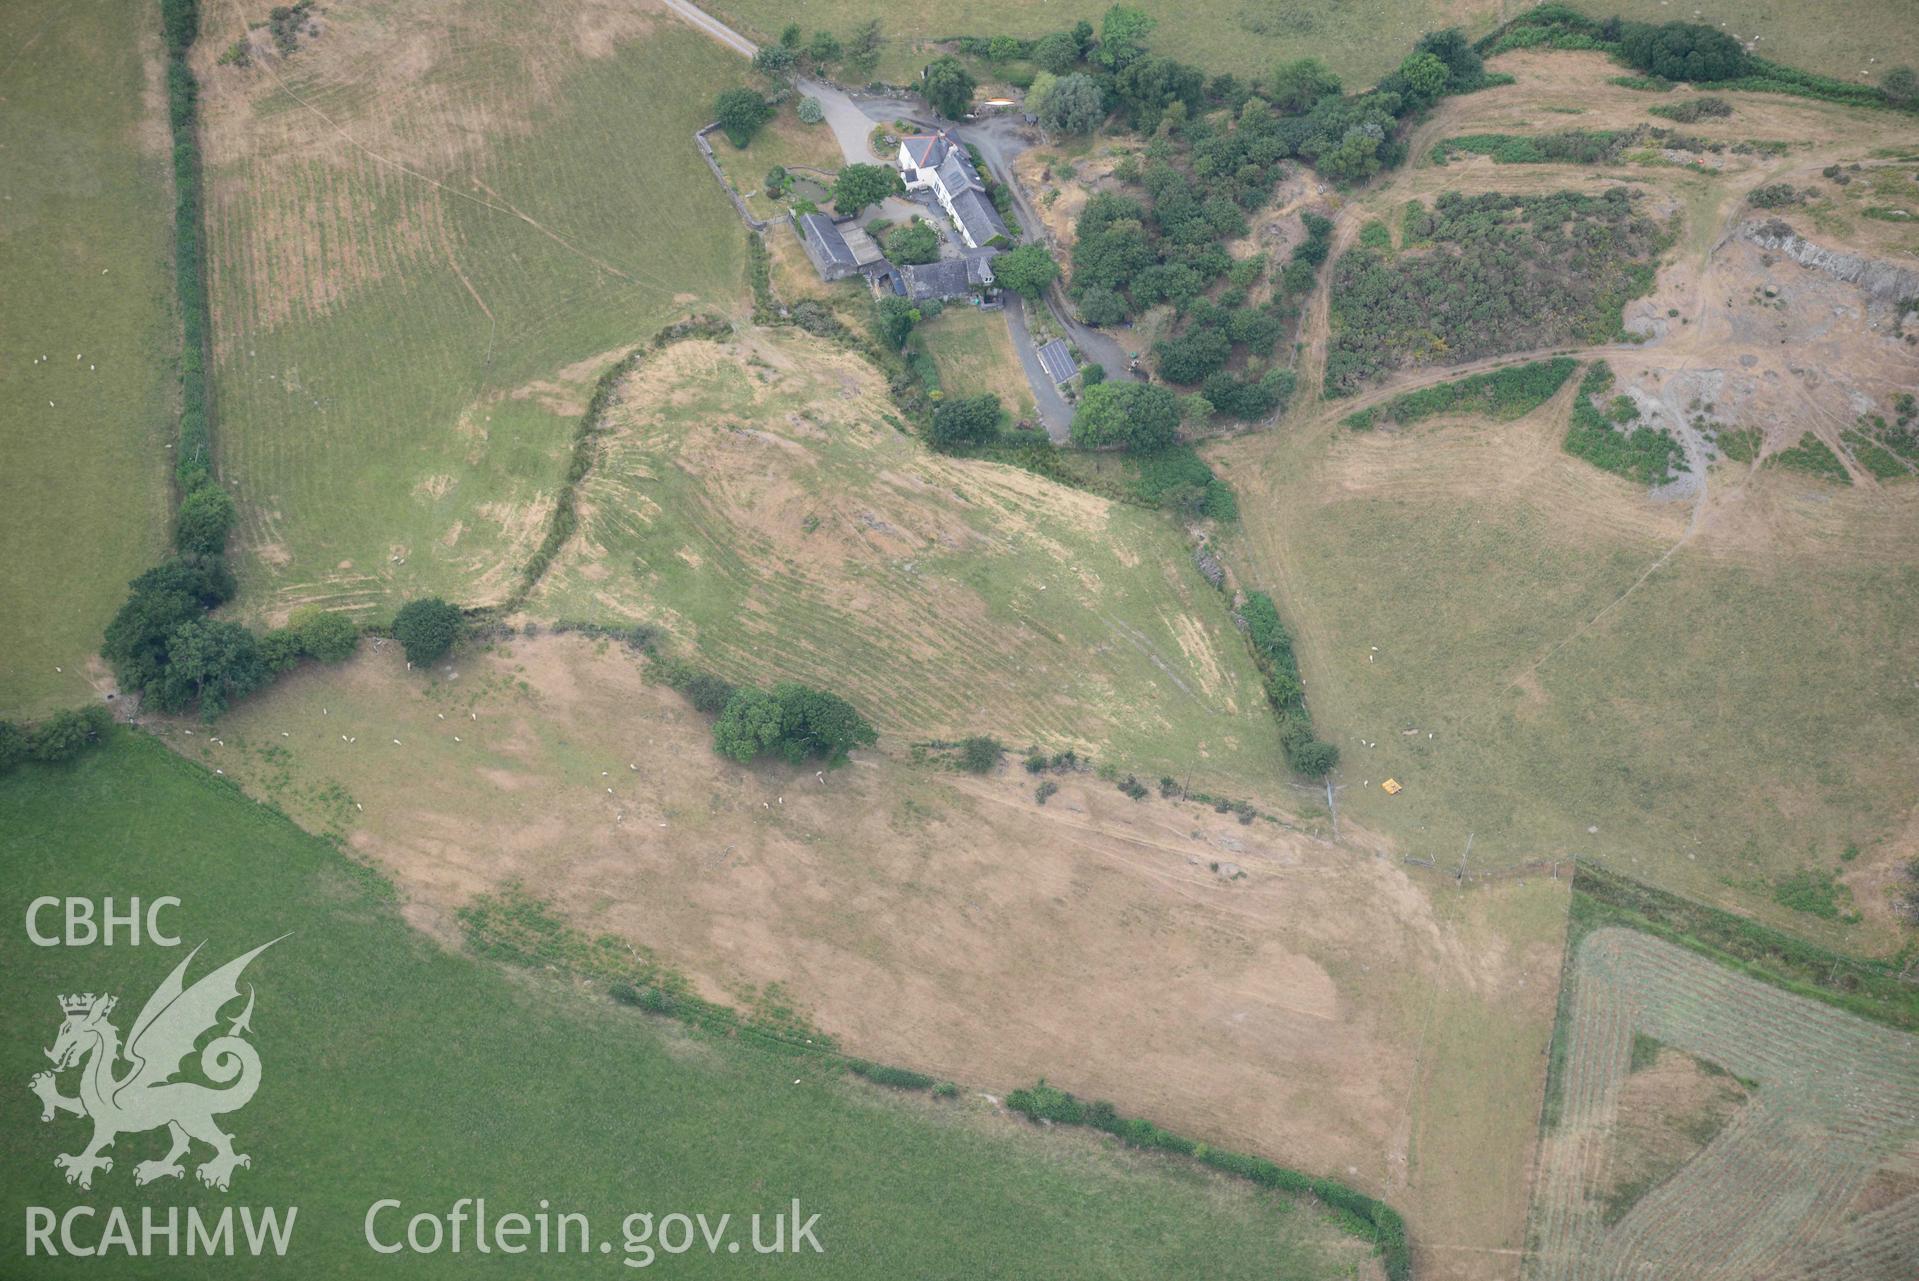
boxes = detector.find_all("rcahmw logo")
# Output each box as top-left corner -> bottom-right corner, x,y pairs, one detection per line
24,935 -> 300,1260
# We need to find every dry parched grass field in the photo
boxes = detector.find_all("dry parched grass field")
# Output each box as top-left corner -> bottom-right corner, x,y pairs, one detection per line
0,734 -> 1375,1281
536,330 -> 1290,789
1530,928 -> 1919,1279
195,0 -> 748,624
178,630 -> 1571,1280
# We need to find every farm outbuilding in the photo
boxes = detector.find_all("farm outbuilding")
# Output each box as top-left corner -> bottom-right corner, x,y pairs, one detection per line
897,255 -> 997,303
794,211 -> 887,283
1035,338 -> 1076,386
794,212 -> 859,281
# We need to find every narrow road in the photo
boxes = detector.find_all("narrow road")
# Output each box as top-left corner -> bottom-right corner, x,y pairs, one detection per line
1003,299 -> 1073,440
658,0 -> 755,56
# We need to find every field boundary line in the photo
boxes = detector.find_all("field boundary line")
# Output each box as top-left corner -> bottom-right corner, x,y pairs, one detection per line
464,877 -> 1416,1280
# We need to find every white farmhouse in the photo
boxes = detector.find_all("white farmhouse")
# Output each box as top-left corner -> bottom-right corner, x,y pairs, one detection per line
896,131 -> 1009,250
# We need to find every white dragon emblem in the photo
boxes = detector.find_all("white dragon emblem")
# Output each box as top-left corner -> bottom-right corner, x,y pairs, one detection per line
30,938 -> 284,1191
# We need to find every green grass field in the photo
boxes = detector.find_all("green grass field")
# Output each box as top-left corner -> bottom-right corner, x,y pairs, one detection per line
916,307 -> 1037,422
199,0 -> 749,623
534,331 -> 1288,790
703,0 -> 1494,86
0,0 -> 175,716
703,0 -> 1919,92
1601,0 -> 1919,83
0,733 -> 1360,1277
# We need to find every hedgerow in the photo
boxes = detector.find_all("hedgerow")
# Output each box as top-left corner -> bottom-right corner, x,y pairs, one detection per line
846,1061 -> 938,1091
1476,7 -> 1915,114
1568,861 -> 1919,1030
1004,1081 -> 1410,1280
95,3 -> 364,719
160,0 -> 211,488
1237,591 -> 1338,777
0,706 -> 116,776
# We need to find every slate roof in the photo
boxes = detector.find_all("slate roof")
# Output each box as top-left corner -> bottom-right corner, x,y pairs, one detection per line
900,133 -> 955,169
1036,338 -> 1076,385
947,188 -> 1008,247
935,148 -> 983,196
900,254 -> 996,302
796,213 -> 857,270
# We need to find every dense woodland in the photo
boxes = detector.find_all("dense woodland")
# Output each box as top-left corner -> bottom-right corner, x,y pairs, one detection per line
1005,16 -> 1499,416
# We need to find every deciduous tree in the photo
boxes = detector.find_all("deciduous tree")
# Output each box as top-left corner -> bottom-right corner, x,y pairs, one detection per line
832,162 -> 904,214
1070,381 -> 1181,451
392,597 -> 462,666
1269,57 -> 1340,113
930,394 -> 1002,448
1095,5 -> 1155,70
922,56 -> 977,118
154,618 -> 267,718
173,482 -> 236,556
1036,71 -> 1105,133
993,243 -> 1060,298
713,87 -> 773,148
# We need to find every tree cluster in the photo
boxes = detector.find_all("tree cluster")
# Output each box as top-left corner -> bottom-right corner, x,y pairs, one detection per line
872,295 -> 940,350
762,20 -> 879,78
1069,381 -> 1182,452
929,394 -> 1003,449
1617,21 -> 1749,83
101,556 -> 369,719
1066,144 -> 1327,415
0,705 -> 115,776
712,682 -> 877,766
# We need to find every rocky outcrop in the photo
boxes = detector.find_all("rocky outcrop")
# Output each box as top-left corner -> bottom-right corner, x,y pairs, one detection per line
1742,219 -> 1919,304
